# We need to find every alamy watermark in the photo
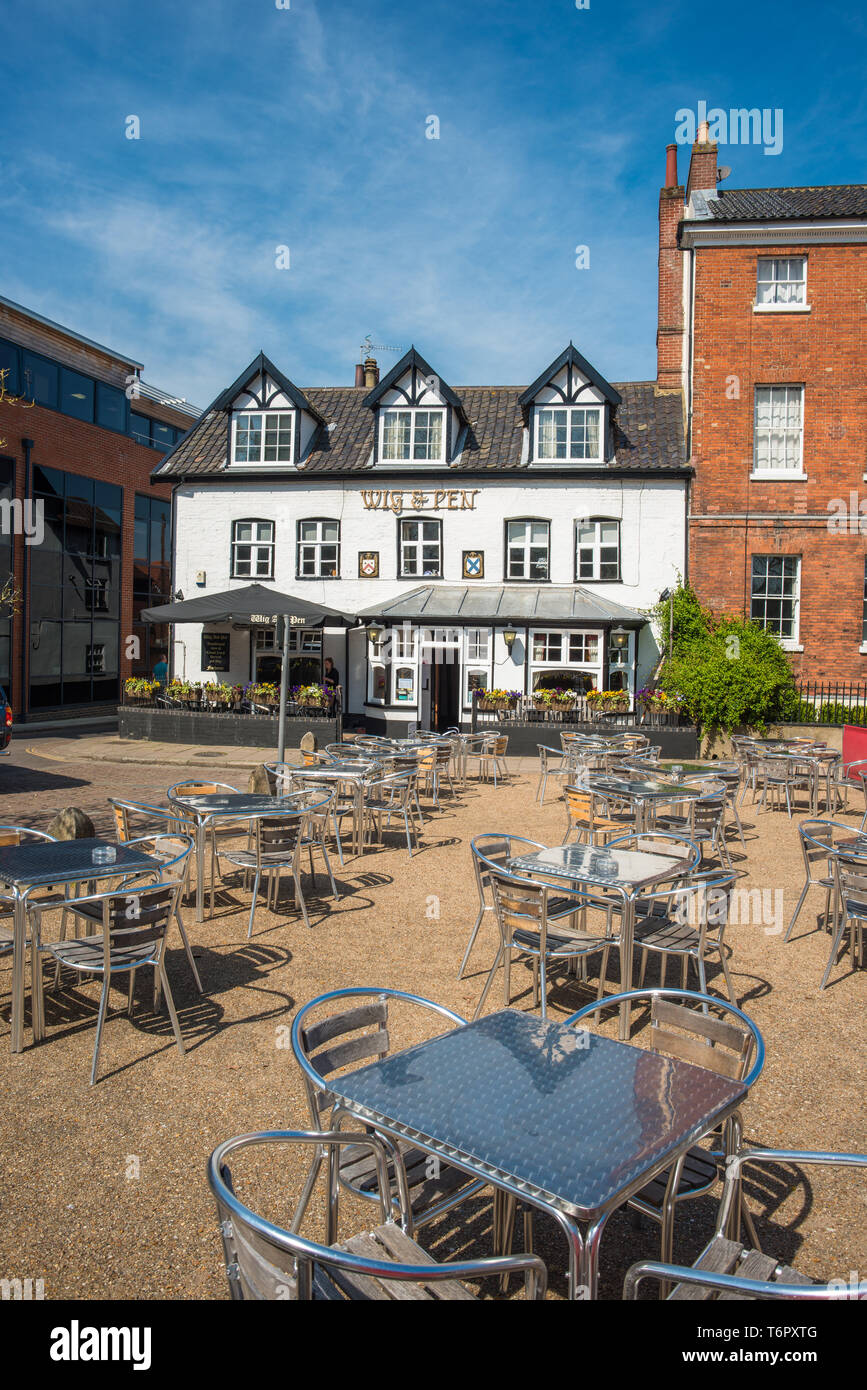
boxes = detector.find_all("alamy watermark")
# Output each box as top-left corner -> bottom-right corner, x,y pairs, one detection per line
675,100 -> 783,156
0,498 -> 43,546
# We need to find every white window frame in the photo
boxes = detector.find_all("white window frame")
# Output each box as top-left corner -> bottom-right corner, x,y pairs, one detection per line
464,627 -> 490,662
297,518 -> 340,579
576,518 -> 620,582
506,520 -> 550,581
754,257 -> 808,311
399,518 -> 442,578
232,520 -> 275,579
367,631 -> 387,705
380,408 -> 445,462
535,406 -> 603,463
750,555 -> 801,648
751,385 -> 806,479
232,411 -> 294,465
528,627 -> 604,696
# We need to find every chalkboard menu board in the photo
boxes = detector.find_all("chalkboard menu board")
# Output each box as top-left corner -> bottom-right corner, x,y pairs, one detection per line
201,633 -> 230,671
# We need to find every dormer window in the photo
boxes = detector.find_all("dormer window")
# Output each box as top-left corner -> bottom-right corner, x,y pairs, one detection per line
233,411 -> 294,464
536,406 -> 602,462
381,408 -> 444,461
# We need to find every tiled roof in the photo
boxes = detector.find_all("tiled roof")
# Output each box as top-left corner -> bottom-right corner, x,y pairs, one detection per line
356,584 -> 646,624
155,381 -> 687,479
706,185 -> 867,222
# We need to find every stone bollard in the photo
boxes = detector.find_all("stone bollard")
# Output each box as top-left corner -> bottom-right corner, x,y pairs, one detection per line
248,765 -> 271,794
47,807 -> 96,840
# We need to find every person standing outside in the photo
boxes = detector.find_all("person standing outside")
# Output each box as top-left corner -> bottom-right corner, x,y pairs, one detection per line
152,650 -> 168,686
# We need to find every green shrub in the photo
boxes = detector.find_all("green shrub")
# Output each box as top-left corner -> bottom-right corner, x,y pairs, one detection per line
652,582 -> 799,735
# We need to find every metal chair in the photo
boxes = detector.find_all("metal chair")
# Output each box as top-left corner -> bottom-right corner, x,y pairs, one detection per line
624,1147 -> 867,1300
825,853 -> 867,988
634,870 -> 741,1000
99,822 -> 202,993
830,758 -> 867,824
567,988 -> 765,1263
784,818 -> 858,943
458,833 -> 548,980
208,1129 -> 547,1300
358,771 -> 423,857
536,744 -> 571,804
654,779 -> 732,868
754,755 -> 812,818
220,811 -> 312,936
166,780 -> 242,906
290,988 -> 489,1237
0,828 -> 59,1027
295,788 -> 341,901
37,879 -> 186,1084
562,785 -> 632,846
473,865 -> 619,1021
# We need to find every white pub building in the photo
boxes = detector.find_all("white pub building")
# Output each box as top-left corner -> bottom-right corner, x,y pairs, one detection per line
156,344 -> 690,733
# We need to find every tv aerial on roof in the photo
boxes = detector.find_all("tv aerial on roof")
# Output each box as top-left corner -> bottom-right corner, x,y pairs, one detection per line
360,335 -> 404,358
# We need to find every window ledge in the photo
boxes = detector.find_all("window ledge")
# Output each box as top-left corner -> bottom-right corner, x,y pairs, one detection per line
780,642 -> 805,653
749,472 -> 808,482
859,643 -> 867,655
752,303 -> 811,314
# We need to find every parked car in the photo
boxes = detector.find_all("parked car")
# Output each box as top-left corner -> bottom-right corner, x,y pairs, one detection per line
0,686 -> 11,751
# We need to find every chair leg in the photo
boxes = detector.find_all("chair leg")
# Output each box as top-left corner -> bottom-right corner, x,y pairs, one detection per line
294,872 -> 311,929
784,882 -> 810,942
158,960 -> 186,1058
820,913 -> 848,989
458,904 -> 486,979
473,945 -> 502,1019
247,869 -> 261,939
90,978 -> 112,1086
128,967 -> 136,1016
174,907 -> 203,992
320,843 -> 340,901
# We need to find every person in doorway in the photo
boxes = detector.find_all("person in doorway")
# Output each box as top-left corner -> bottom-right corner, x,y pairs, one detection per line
152,650 -> 168,686
323,657 -> 339,702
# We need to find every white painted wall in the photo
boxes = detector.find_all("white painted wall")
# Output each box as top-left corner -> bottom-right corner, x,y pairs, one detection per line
171,474 -> 685,707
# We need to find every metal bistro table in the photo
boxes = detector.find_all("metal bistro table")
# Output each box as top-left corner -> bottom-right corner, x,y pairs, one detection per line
168,792 -> 299,922
284,764 -> 379,861
325,1009 -> 746,1299
0,837 -> 163,1054
509,842 -> 687,1038
588,774 -> 702,832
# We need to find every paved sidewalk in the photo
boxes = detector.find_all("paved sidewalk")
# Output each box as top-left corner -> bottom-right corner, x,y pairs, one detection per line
25,733 -> 540,776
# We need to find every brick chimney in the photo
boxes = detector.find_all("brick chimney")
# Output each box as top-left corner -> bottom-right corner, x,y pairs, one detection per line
363,356 -> 379,389
686,122 -> 718,199
656,143 -> 685,391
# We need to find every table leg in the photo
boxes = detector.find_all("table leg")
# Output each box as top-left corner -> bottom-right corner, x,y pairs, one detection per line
196,820 -> 205,923
11,889 -> 25,1053
619,899 -> 635,1041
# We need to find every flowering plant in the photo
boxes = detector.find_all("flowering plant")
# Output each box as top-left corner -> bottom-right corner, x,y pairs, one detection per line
124,677 -> 160,697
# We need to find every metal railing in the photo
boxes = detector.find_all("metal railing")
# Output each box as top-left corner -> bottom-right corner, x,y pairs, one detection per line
792,681 -> 867,727
121,684 -> 343,722
470,693 -> 686,730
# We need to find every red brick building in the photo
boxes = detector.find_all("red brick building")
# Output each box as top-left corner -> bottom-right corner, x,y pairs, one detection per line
0,297 -> 198,719
658,132 -> 867,680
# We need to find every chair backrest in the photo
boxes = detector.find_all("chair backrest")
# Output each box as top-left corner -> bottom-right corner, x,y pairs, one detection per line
649,996 -> 755,1081
470,832 -> 546,897
564,787 -> 592,826
292,987 -> 467,1126
0,826 -> 55,848
606,831 -> 701,874
798,818 -> 854,872
89,882 -> 179,963
122,833 -> 194,883
833,853 -> 867,911
493,735 -> 508,756
257,815 -> 306,860
110,799 -> 195,843
169,781 -> 239,799
488,866 -> 550,948
566,987 -> 764,1088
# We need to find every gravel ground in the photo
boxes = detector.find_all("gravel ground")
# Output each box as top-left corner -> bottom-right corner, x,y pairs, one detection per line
0,735 -> 864,1301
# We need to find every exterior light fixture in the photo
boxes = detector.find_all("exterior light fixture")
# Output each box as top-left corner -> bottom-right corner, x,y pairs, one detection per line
503,628 -> 517,654
610,625 -> 630,651
366,621 -> 384,647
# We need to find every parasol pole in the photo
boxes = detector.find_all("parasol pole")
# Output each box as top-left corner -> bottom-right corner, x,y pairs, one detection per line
276,614 -> 290,765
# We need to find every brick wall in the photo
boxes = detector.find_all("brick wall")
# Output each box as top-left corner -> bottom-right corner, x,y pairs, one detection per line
688,241 -> 867,678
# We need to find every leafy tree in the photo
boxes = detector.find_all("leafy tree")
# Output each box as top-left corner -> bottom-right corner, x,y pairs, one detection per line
653,582 -> 798,734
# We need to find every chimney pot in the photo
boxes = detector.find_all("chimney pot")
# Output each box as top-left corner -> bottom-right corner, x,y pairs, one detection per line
363,355 -> 379,389
665,143 -> 678,189
354,363 -> 365,388
697,120 -> 710,144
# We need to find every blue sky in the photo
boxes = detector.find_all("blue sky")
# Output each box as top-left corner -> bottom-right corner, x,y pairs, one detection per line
3,0 -> 865,406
